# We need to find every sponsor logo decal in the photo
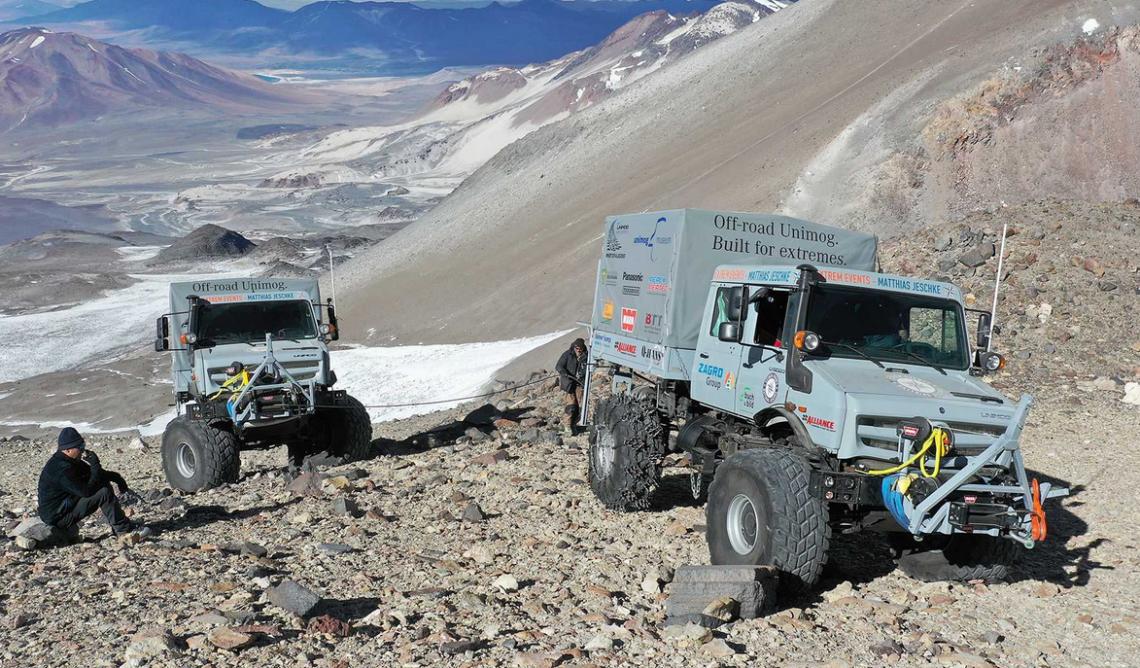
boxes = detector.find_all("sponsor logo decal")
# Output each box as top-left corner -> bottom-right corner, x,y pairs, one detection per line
698,362 -> 725,379
622,272 -> 643,282
632,216 -> 673,261
600,299 -> 614,323
746,269 -> 797,283
641,345 -> 665,365
620,308 -> 637,333
742,387 -> 756,409
763,372 -> 780,404
593,332 -> 613,346
604,220 -> 626,259
647,275 -> 669,293
713,268 -> 748,281
725,372 -> 734,390
805,415 -> 836,431
886,372 -> 946,398
615,342 -> 638,357
622,285 -> 640,297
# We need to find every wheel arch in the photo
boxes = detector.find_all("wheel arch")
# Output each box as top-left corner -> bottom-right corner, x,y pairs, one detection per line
753,406 -> 814,448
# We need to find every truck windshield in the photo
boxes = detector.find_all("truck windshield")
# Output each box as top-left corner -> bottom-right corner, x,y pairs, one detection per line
803,285 -> 968,370
196,300 -> 318,346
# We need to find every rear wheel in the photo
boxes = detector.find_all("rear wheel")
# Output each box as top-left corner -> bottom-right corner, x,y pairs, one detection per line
893,534 -> 1019,583
161,417 -> 240,492
706,449 -> 830,594
588,393 -> 665,511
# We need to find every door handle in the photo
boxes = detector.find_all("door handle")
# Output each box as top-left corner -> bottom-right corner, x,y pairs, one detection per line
742,363 -> 754,369
699,353 -> 709,359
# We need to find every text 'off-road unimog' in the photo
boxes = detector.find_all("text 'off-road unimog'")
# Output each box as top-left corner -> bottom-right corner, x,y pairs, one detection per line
584,210 -> 1067,591
154,278 -> 371,492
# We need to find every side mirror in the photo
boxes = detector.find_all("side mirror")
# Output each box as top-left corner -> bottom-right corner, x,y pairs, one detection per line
718,321 -> 741,343
326,300 -> 340,342
726,286 -> 744,322
976,312 -> 992,350
154,316 -> 170,352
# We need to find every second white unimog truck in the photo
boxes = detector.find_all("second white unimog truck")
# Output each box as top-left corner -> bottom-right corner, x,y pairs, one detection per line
583,210 -> 1066,592
154,278 -> 372,492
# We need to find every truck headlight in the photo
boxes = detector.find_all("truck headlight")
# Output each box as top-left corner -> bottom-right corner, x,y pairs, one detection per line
982,352 -> 1005,372
794,330 -> 822,352
319,324 -> 332,335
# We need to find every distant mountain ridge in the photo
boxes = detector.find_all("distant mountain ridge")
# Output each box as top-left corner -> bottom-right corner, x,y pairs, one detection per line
9,0 -> 730,72
0,27 -> 312,132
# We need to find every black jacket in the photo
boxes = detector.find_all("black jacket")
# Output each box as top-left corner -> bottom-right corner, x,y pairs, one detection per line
556,347 -> 587,393
37,452 -> 127,525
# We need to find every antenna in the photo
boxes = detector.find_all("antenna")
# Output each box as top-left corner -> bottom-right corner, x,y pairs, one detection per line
987,224 -> 1008,352
328,245 -> 337,306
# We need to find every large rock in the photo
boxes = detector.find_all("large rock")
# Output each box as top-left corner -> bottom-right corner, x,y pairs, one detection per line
664,566 -> 777,625
8,518 -> 54,542
124,627 -> 181,662
267,580 -> 321,617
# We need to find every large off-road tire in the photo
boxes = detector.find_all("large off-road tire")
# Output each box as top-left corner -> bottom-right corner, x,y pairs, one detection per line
161,417 -> 240,493
588,393 -> 666,511
323,393 -> 373,462
706,449 -> 830,594
893,534 -> 1019,583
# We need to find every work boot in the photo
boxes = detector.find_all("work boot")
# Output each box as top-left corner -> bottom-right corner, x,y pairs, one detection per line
115,524 -> 153,539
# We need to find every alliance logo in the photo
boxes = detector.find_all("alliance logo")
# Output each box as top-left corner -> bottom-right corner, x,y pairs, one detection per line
806,415 -> 836,431
620,307 -> 637,332
615,342 -> 638,357
633,216 -> 673,261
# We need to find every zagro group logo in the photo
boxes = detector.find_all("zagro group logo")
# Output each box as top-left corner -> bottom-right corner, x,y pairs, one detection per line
633,216 -> 673,261
620,307 -> 637,332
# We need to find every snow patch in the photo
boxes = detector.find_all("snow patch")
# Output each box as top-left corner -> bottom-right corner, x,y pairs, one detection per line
1082,18 -> 1100,35
330,331 -> 570,422
29,36 -> 45,49
0,269 -> 245,384
115,246 -> 165,262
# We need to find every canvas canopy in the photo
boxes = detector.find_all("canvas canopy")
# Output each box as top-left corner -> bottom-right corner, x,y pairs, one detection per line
591,210 -> 878,352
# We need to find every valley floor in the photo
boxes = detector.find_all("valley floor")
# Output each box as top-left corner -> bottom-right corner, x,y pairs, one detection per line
0,384 -> 1135,668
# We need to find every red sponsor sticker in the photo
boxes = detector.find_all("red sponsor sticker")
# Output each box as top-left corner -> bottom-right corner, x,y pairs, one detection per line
616,342 -> 638,356
806,415 -> 836,431
620,307 -> 637,332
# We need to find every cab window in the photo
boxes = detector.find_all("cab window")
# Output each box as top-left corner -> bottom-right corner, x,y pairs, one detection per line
709,287 -> 733,336
751,290 -> 790,347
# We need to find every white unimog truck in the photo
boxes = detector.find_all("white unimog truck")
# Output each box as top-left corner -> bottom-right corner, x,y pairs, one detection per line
585,210 -> 1067,591
154,278 -> 371,492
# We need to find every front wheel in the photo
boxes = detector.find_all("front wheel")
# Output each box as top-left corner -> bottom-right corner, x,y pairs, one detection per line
161,417 -> 240,492
893,534 -> 1019,583
706,449 -> 830,594
588,393 -> 665,511
322,393 -> 373,462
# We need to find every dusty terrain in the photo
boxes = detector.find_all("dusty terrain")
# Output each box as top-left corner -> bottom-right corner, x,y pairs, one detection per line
1,372 -> 1136,668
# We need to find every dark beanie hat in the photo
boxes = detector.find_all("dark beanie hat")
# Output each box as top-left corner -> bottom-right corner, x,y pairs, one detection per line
57,427 -> 85,452
572,338 -> 586,349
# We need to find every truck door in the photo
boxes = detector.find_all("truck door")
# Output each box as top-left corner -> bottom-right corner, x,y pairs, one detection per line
736,287 -> 792,417
691,284 -> 743,412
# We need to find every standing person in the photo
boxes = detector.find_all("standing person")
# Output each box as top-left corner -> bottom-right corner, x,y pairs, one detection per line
37,427 -> 151,540
556,338 -> 589,436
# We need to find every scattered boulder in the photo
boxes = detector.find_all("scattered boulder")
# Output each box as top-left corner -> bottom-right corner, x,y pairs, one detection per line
461,502 -> 486,522
125,627 -> 181,662
267,580 -> 321,617
664,566 -> 777,626
207,627 -> 255,651
470,449 -> 510,466
307,615 -> 352,637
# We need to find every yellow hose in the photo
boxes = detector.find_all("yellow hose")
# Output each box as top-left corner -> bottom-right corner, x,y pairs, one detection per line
209,370 -> 250,401
866,428 -> 951,478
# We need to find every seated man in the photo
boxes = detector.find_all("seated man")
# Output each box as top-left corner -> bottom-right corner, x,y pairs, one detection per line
37,427 -> 151,540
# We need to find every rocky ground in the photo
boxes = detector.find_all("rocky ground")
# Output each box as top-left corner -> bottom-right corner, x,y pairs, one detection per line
1,368 -> 1138,668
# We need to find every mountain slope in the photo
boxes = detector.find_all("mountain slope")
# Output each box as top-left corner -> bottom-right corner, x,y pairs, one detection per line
276,0 -> 784,202
333,0 -> 1132,346
0,27 -> 312,131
